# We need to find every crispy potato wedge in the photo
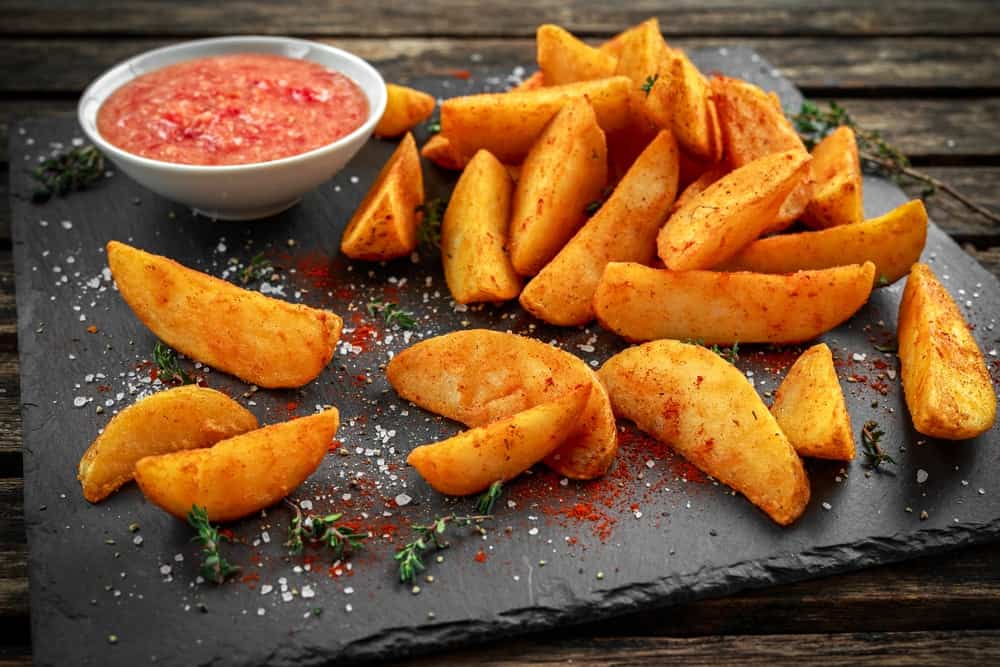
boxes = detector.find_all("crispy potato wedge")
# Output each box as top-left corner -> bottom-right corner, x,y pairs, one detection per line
341,132 -> 424,260
441,76 -> 631,164
135,409 -> 339,522
537,24 -> 617,85
657,150 -> 811,270
613,18 -> 671,127
520,129 -> 679,325
598,340 -> 810,525
719,199 -> 928,285
509,97 -> 608,275
107,241 -> 342,389
442,150 -> 521,303
421,133 -> 470,171
771,344 -> 855,460
802,125 -> 865,229
387,330 -> 618,479
511,70 -> 546,92
657,51 -> 722,161
711,76 -> 811,228
594,261 -> 876,344
407,385 -> 590,496
374,84 -> 436,138
670,164 -> 728,216
78,386 -> 258,503
898,263 -> 996,439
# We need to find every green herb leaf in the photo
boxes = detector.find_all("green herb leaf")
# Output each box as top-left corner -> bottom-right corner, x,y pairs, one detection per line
874,342 -> 898,353
640,74 -> 659,97
416,198 -> 447,247
285,500 -> 367,560
187,505 -> 241,584
426,120 -> 442,135
366,299 -> 417,330
395,513 -> 495,584
31,144 -> 105,203
239,252 -> 273,286
153,341 -> 194,385
475,481 -> 503,515
861,420 -> 896,470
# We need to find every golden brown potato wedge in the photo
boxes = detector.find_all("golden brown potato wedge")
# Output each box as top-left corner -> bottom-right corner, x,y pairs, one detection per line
421,133 -> 470,171
108,241 -> 343,389
770,344 -> 855,461
613,18 -> 671,128
407,385 -> 590,496
670,164 -> 728,216
801,125 -> 865,229
387,330 -> 618,479
341,132 -> 424,260
509,97 -> 608,275
594,261 -> 876,344
441,150 -> 521,303
374,84 -> 436,138
657,150 -> 811,270
656,51 -> 722,162
520,129 -> 679,325
78,386 -> 258,503
898,263 -> 996,439
135,409 -> 339,522
510,70 -> 546,92
598,340 -> 810,526
537,24 -> 617,85
441,76 -> 631,164
719,199 -> 928,285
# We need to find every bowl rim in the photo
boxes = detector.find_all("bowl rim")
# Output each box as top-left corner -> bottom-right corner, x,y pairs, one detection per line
77,35 -> 387,173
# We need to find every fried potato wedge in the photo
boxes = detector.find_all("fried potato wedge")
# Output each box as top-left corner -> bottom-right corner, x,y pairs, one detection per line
898,263 -> 996,439
509,97 -> 608,275
719,199 -> 928,285
771,344 -> 855,460
520,129 -> 679,325
135,409 -> 338,522
387,330 -> 618,479
78,386 -> 258,503
441,76 -> 631,164
537,24 -> 617,85
407,385 -> 590,496
670,164 -> 728,216
511,70 -> 546,92
442,150 -> 521,303
374,84 -> 436,138
421,133 -> 470,171
657,51 -> 722,161
594,261 -> 876,344
341,132 -> 424,260
107,241 -> 343,389
657,150 -> 811,270
613,18 -> 671,128
598,340 -> 810,525
802,126 -> 864,229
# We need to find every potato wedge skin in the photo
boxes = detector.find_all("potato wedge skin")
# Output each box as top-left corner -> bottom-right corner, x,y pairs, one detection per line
442,150 -> 521,303
341,133 -> 424,260
407,386 -> 590,496
107,242 -> 342,389
387,330 -> 618,479
719,200 -> 927,285
135,409 -> 339,522
771,344 -> 855,460
657,150 -> 811,270
78,386 -> 258,503
374,84 -> 436,138
613,18 -> 671,128
520,129 -> 679,325
594,261 -> 876,344
440,76 -> 631,164
898,263 -> 996,439
670,164 -> 728,216
509,98 -> 608,276
598,340 -> 810,525
537,24 -> 617,85
801,126 -> 864,229
421,133 -> 469,171
658,51 -> 722,162
510,70 -> 545,92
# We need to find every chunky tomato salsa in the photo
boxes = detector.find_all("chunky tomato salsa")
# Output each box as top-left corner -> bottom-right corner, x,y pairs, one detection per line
97,53 -> 369,166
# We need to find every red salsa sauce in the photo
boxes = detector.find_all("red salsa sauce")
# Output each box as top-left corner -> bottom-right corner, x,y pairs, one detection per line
97,53 -> 369,166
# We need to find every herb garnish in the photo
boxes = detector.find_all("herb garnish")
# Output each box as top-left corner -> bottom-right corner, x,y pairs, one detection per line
425,120 -> 442,135
416,197 -> 447,247
475,481 -> 503,514
395,513 -> 494,584
239,252 -> 273,286
187,505 -> 241,584
153,341 -> 193,385
861,420 -> 896,470
874,341 -> 898,353
793,101 -> 999,225
285,500 -> 368,559
585,185 -> 614,217
366,299 -> 417,329
683,338 -> 740,364
30,144 -> 105,202
641,74 -> 659,97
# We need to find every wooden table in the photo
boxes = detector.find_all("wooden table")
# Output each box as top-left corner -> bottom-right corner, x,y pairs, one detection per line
3,2 -> 1000,663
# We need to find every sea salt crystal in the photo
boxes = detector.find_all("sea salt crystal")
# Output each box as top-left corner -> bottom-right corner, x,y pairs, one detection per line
822,502 -> 832,511
395,493 -> 412,507
344,586 -> 354,595
301,586 -> 315,599
528,527 -> 539,536
261,585 -> 273,595
282,592 -> 293,603
73,396 -> 88,408
60,220 -> 73,230
300,500 -> 313,510
852,353 -> 866,362
159,565 -> 172,576
916,469 -> 929,484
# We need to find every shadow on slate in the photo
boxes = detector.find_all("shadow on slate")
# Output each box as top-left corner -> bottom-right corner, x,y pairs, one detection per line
8,48 -> 1000,666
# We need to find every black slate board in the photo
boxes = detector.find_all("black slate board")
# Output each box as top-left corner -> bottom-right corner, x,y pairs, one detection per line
10,48 -> 1000,666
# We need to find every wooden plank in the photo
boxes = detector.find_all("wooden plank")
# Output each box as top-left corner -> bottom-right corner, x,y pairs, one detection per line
5,1 -> 1000,37
902,168 -> 1000,244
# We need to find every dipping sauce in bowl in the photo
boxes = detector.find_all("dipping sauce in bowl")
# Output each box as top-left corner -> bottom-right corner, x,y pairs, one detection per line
96,53 -> 369,166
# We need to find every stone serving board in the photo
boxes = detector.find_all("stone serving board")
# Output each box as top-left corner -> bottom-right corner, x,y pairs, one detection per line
9,48 -> 1000,666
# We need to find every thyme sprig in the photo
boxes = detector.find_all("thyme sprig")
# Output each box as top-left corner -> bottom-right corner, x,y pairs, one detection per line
585,185 -> 614,217
861,420 -> 896,470
641,74 -> 658,97
425,120 -> 442,135
416,197 -> 447,247
793,101 -> 1000,225
366,299 -> 417,329
395,513 -> 494,584
187,505 -> 241,584
475,481 -> 503,515
682,338 -> 740,365
153,341 -> 193,385
31,144 -> 105,202
285,500 -> 368,560
239,252 -> 273,286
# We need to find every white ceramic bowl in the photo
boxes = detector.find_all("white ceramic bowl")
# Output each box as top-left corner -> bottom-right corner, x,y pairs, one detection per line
78,36 -> 386,220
